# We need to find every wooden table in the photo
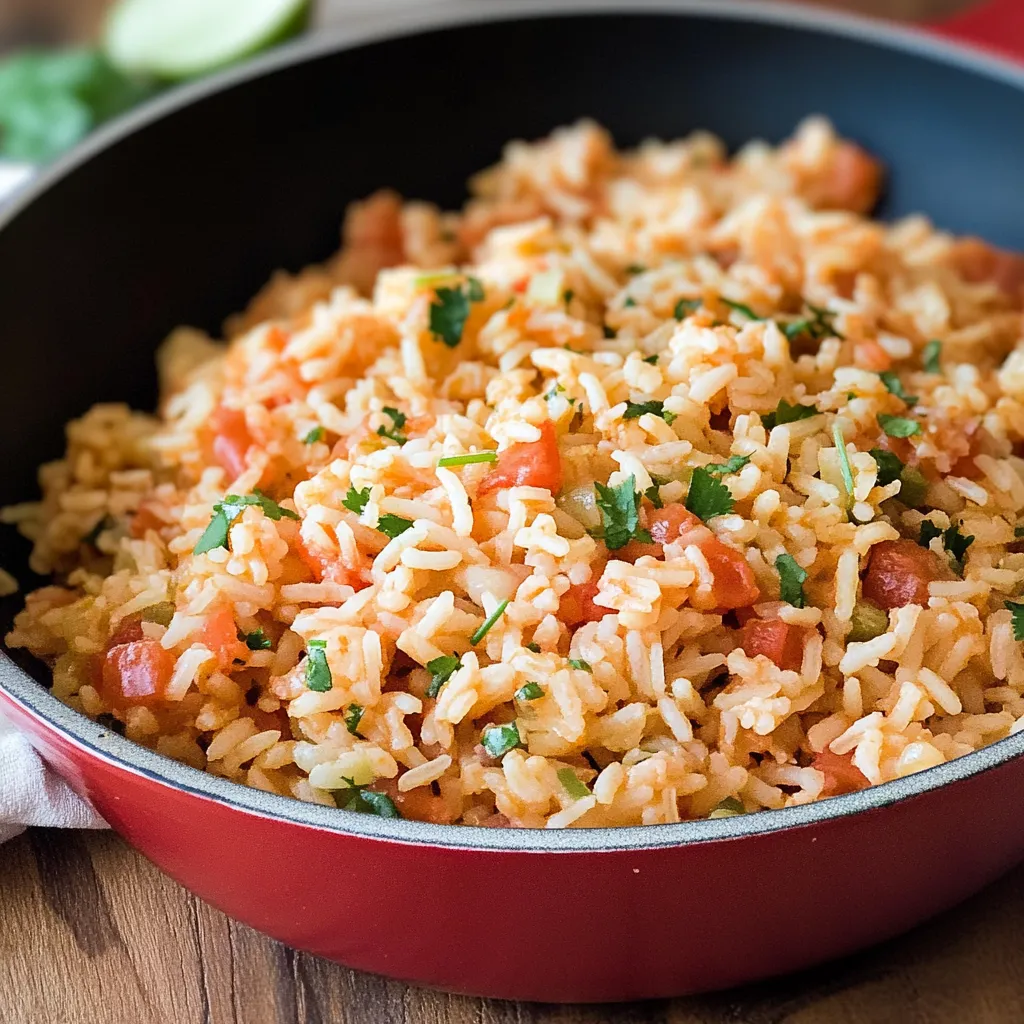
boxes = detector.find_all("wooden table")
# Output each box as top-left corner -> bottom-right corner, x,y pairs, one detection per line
3,0 -> 1017,1021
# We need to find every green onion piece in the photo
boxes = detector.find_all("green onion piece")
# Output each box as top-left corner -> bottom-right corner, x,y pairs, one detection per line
557,768 -> 591,800
470,598 -> 509,646
515,682 -> 544,702
481,721 -> 521,758
722,298 -> 762,320
833,423 -> 855,508
848,601 -> 888,643
437,452 -> 498,468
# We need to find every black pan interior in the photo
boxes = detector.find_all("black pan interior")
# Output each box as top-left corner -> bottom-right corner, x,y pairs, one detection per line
1,9 -> 1023,660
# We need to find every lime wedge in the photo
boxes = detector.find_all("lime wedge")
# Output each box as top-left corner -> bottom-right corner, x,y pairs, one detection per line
104,0 -> 310,81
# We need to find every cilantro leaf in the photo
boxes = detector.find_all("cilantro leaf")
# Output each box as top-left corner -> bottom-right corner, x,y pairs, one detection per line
782,303 -> 843,343
643,354 -> 659,365
877,414 -> 921,438
429,279 -> 484,347
1008,601 -> 1024,642
193,508 -> 231,555
919,519 -> 944,549
722,298 -> 762,321
594,476 -> 651,550
344,703 -> 364,737
342,788 -> 401,818
557,768 -> 591,800
303,426 -> 324,444
708,796 -> 746,819
515,682 -> 544,701
685,467 -> 734,522
377,514 -> 415,539
481,722 -> 522,758
869,449 -> 904,487
623,400 -> 676,425
879,372 -> 918,406
644,483 -> 664,509
761,400 -> 819,431
242,628 -> 272,651
775,553 -> 807,607
426,654 -> 460,698
376,407 -> 408,445
674,298 -> 701,320
625,263 -> 646,275
304,640 -> 332,692
525,641 -> 542,653
919,519 -> 974,570
923,340 -> 942,374
194,490 -> 298,556
343,485 -> 371,516
471,599 -> 509,646
705,455 -> 750,477
568,659 -> 592,672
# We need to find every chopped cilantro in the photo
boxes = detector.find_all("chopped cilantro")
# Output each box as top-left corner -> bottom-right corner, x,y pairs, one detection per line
303,426 -> 324,444
428,278 -> 484,347
471,599 -> 509,646
685,467 -> 734,522
568,658 -> 592,672
594,476 -> 651,550
644,483 -> 664,509
898,467 -> 929,509
557,768 -> 591,800
869,449 -> 904,487
377,514 -> 415,539
781,303 -> 843,343
344,703 -> 364,737
481,721 -> 522,758
919,519 -> 974,569
643,354 -> 659,365
623,400 -> 676,425
1008,601 -> 1024,642
833,424 -> 855,507
426,654 -> 460,698
343,485 -> 371,516
563,288 -> 575,305
515,682 -> 544,701
722,298 -> 762,320
923,340 -> 942,374
437,451 -> 498,468
775,553 -> 807,608
877,414 -> 921,438
705,455 -> 751,477
194,491 -> 299,555
338,785 -> 401,818
602,324 -> 617,338
708,796 -> 745,819
673,298 -> 701,320
625,263 -> 646,275
919,519 -> 943,549
879,372 -> 918,407
761,399 -> 819,431
623,297 -> 638,308
525,642 -> 542,653
304,640 -> 332,692
241,628 -> 272,651
376,407 -> 408,445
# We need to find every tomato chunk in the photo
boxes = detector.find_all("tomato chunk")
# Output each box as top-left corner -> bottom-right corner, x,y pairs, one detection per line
853,339 -> 892,373
101,640 -> 176,710
295,536 -> 368,590
200,605 -> 247,669
210,405 -> 252,480
109,615 -> 145,647
698,537 -> 761,612
817,141 -> 883,214
740,619 -> 807,671
559,577 -> 607,627
862,539 -> 949,610
950,238 -> 1024,305
130,503 -> 164,539
479,422 -> 562,495
648,505 -> 705,547
813,748 -> 870,798
368,776 -> 456,825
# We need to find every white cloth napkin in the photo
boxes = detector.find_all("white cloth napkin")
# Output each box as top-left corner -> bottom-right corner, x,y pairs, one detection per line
0,715 -> 107,842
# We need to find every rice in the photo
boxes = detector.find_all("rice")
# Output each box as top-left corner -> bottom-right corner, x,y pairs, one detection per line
6,117 -> 1024,828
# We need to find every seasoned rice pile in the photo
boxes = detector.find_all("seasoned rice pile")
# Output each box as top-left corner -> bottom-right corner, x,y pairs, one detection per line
8,119 -> 1024,828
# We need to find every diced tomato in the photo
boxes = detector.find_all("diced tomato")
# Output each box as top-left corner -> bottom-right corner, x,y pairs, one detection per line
853,339 -> 892,373
101,640 -> 176,710
368,776 -> 456,825
210,406 -> 252,480
559,576 -> 607,627
950,238 -> 1024,304
479,422 -> 562,495
649,504 -> 705,547
130,503 -> 164,539
697,537 -> 761,612
109,615 -> 145,647
740,619 -> 807,671
295,536 -> 369,590
200,605 -> 248,669
817,141 -> 883,214
862,538 -> 949,610
813,748 -> 870,797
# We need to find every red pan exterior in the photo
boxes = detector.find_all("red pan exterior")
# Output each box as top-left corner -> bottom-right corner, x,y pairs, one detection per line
4,686 -> 1024,1003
